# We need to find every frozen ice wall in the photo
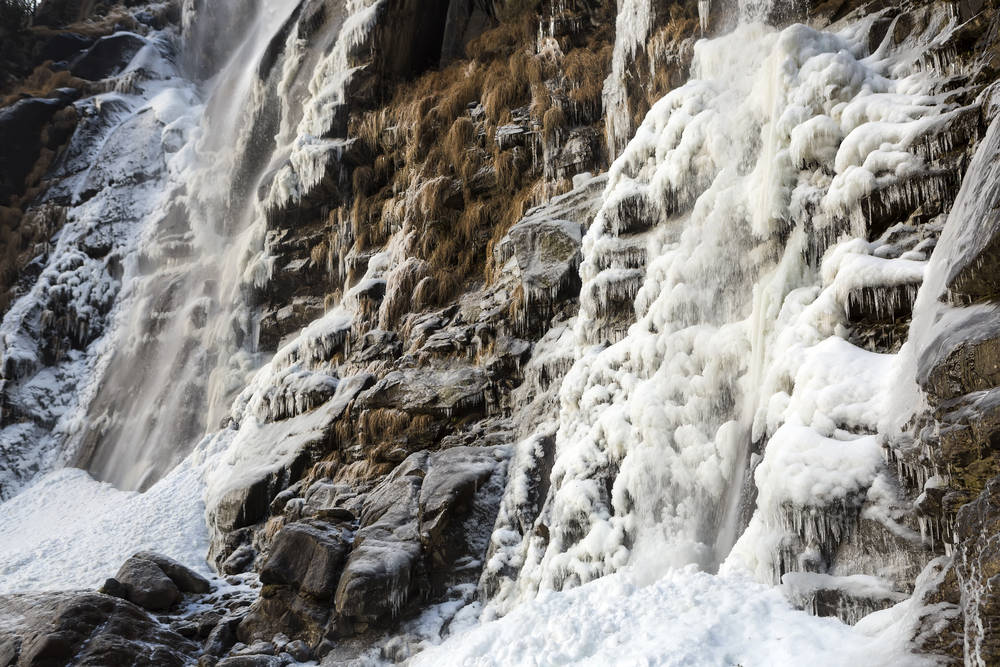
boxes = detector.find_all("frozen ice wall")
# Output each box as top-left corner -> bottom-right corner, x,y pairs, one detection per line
488,8 -> 964,612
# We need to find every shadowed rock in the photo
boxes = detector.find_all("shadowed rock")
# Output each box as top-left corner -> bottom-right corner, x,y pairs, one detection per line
115,555 -> 181,611
0,591 -> 196,666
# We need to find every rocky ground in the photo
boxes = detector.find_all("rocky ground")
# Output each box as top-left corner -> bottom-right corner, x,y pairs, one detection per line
1,0 -> 999,665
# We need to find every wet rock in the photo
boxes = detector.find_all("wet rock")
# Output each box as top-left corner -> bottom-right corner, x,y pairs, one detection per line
257,296 -> 326,351
357,367 -> 490,418
222,544 -> 257,575
954,475 -> 1000,665
134,551 -> 212,593
419,446 -> 499,563
70,32 -> 146,81
334,457 -> 425,623
920,310 -> 1000,403
935,389 -> 1000,505
204,612 -> 246,657
0,591 -> 196,666
942,116 -> 1000,303
215,655 -> 284,667
259,520 -> 352,598
115,555 -> 181,611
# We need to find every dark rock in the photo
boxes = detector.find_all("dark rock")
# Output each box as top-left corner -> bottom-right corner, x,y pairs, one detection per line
0,96 -> 72,204
334,455 -> 426,622
285,639 -> 311,662
357,367 -> 490,418
0,591 -> 196,666
942,116 -> 1000,303
39,32 -> 94,62
259,520 -> 351,598
921,324 -> 1000,403
70,32 -> 146,81
238,586 -> 331,648
98,577 -> 128,600
419,446 -> 499,563
32,0 -> 89,26
222,544 -> 257,575
115,555 -> 181,611
134,550 -> 212,593
215,656 -> 283,667
204,613 -> 245,657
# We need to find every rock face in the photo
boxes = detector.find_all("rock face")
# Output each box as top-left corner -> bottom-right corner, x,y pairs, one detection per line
0,591 -> 197,666
238,446 -> 506,647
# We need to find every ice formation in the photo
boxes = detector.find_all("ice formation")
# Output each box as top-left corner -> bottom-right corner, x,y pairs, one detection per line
491,9 -> 962,610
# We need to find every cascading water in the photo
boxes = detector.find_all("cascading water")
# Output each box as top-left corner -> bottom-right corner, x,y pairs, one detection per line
71,0 -> 306,491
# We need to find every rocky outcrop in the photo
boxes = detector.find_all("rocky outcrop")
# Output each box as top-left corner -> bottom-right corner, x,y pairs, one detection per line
0,591 -> 198,666
237,445 -> 506,650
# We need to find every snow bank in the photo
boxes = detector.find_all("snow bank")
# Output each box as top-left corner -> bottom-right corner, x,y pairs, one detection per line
413,568 -> 936,667
0,460 -> 210,593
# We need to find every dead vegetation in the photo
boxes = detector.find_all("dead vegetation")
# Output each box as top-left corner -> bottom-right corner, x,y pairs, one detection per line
326,0 -> 621,329
1,62 -> 87,106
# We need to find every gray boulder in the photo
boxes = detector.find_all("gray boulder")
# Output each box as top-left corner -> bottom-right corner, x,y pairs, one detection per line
134,550 -> 212,594
259,520 -> 351,599
115,555 -> 181,611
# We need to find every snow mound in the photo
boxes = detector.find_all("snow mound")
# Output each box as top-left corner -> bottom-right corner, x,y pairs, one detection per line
413,568 -> 935,667
0,460 -> 210,593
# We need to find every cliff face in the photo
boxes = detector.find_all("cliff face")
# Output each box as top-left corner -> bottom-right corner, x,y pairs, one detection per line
0,0 -> 999,664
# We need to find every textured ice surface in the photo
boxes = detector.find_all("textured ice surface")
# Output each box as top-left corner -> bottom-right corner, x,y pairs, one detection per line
502,15 -> 952,605
413,567 -> 936,667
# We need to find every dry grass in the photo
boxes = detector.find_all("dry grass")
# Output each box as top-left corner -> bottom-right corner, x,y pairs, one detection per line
542,105 -> 566,143
1,63 -> 87,106
563,47 -> 611,124
335,0 -> 613,311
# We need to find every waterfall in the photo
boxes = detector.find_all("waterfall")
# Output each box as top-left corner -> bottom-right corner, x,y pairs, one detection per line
69,0 -> 308,492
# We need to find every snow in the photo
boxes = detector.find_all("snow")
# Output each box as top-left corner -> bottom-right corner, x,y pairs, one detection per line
0,460 -> 210,593
412,567 -> 936,667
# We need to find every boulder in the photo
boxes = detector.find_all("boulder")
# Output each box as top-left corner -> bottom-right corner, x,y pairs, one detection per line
259,520 -> 351,598
0,591 -> 196,666
70,32 -> 146,81
134,551 -> 212,594
115,555 -> 181,611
